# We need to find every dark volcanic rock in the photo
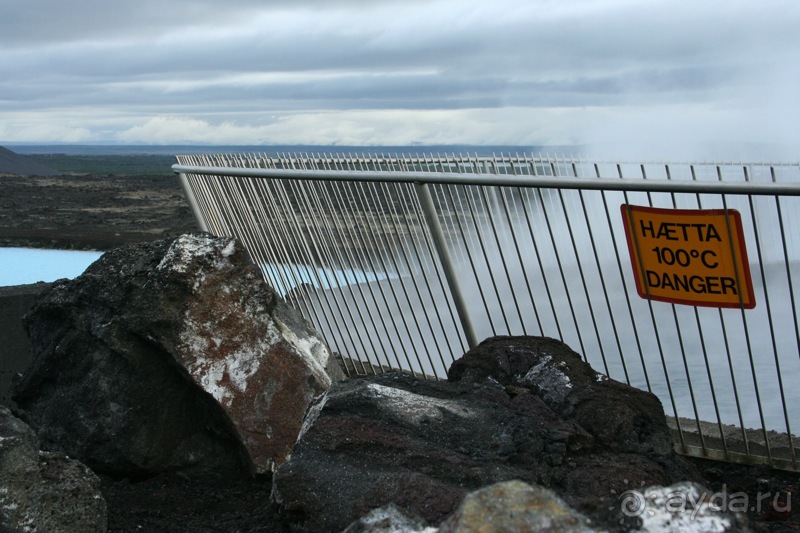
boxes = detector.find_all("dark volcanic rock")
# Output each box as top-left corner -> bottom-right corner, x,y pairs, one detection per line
12,233 -> 338,478
272,336 -> 702,531
450,336 -> 673,456
0,406 -> 107,532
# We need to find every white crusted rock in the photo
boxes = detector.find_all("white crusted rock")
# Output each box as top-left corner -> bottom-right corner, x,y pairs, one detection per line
343,503 -> 434,533
624,481 -> 750,532
13,233 -> 336,477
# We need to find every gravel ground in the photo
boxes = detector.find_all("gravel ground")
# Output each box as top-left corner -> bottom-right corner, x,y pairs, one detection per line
98,457 -> 798,532
101,474 -> 287,532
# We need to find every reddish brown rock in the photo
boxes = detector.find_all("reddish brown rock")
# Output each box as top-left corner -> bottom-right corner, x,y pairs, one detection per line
13,233 -> 339,478
157,234 -> 336,473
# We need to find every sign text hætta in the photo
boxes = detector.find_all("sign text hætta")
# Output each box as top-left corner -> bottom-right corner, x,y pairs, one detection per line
621,205 -> 755,309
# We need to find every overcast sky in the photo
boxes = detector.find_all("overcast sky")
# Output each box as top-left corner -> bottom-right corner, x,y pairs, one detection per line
1,0 -> 798,156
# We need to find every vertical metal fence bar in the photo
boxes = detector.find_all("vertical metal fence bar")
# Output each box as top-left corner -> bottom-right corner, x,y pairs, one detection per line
596,163 -> 650,391
339,183 -> 407,372
746,191 -> 795,463
432,183 -> 468,267
444,185 -> 497,336
247,179 -> 324,335
190,174 -> 224,236
178,172 -> 209,232
577,189 -> 629,384
350,181 -> 422,376
266,175 -> 354,368
202,174 -> 236,238
518,187 -> 564,342
375,182 -> 439,378
225,178 -> 283,289
312,180 -> 394,373
713,165 -> 755,453
622,200 -> 685,448
317,175 -> 396,373
497,186 -> 544,335
374,183 -> 436,375
692,166 -> 750,455
287,178 -> 372,375
465,185 -> 511,334
393,185 -> 455,373
303,179 -> 380,375
381,183 -> 446,377
631,167 -> 679,428
538,187 -> 588,358
401,186 -> 466,363
426,184 -> 469,355
663,165 -> 706,451
255,178 -> 347,363
361,181 -> 430,377
686,164 -> 727,455
478,186 -> 524,333
556,188 -> 610,375
774,195 -> 799,468
721,194 -> 771,461
331,182 -> 407,372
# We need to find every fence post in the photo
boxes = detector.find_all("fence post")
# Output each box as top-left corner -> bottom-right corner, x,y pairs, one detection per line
414,182 -> 479,349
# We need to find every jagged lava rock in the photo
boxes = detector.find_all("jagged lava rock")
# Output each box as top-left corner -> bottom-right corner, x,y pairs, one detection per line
449,336 -> 672,456
272,336 -> 701,531
273,371 -> 585,530
12,233 -> 339,477
0,405 -> 107,532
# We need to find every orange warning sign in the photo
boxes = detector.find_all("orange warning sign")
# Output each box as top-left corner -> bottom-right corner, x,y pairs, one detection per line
621,205 -> 755,309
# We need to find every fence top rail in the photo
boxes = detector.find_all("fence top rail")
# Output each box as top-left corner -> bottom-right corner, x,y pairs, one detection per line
172,163 -> 800,196
175,152 -> 800,167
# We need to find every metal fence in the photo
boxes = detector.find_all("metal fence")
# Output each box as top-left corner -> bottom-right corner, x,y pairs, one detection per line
173,153 -> 800,471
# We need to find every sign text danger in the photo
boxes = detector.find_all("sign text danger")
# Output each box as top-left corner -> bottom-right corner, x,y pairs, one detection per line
621,205 -> 755,309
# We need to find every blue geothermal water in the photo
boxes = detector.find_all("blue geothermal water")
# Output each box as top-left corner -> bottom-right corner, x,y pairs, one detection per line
0,248 -> 103,286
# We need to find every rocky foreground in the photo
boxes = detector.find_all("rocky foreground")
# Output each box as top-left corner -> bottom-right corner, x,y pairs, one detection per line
2,234 -> 797,532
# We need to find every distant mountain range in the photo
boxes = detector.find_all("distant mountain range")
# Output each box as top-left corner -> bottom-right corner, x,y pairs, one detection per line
0,145 -> 61,176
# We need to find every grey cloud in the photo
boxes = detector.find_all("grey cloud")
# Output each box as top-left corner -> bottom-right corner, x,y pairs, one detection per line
6,1 -> 796,79
0,0 -> 798,145
0,61 -> 731,117
0,0 -> 419,46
